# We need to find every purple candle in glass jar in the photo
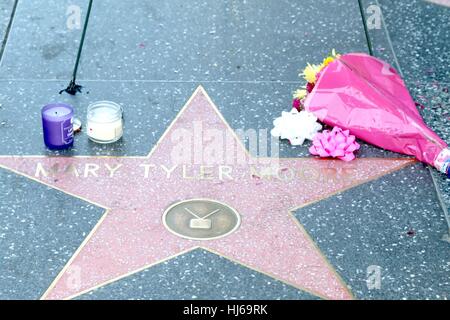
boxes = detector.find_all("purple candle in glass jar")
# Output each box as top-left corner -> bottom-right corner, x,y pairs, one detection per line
41,103 -> 74,150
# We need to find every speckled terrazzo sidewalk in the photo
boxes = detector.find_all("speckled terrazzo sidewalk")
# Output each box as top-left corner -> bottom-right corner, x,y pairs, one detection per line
375,0 -> 450,233
0,0 -> 448,300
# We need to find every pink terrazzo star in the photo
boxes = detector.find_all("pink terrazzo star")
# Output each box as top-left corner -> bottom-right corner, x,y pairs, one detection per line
0,87 -> 414,300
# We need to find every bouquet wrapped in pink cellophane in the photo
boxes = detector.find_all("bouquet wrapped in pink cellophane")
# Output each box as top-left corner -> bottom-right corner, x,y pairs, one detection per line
301,52 -> 449,177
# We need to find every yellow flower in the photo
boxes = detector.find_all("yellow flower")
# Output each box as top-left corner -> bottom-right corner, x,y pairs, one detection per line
293,89 -> 307,100
302,63 -> 322,84
322,56 -> 335,67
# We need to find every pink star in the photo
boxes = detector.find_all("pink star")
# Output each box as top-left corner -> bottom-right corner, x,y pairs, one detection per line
0,87 -> 414,300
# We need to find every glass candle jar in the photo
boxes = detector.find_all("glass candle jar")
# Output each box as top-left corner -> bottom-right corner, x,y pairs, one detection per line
41,103 -> 74,150
86,101 -> 123,144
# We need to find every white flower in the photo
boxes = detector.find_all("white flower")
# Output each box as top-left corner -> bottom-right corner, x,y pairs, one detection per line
271,109 -> 322,146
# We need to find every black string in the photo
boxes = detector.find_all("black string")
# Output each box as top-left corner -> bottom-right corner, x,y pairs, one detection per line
60,0 -> 94,95
0,0 -> 19,65
358,0 -> 374,56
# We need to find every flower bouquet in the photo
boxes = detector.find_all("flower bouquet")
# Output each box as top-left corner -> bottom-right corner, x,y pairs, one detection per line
272,51 -> 450,177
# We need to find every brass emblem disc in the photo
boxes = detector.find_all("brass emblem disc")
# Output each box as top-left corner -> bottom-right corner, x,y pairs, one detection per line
162,199 -> 241,241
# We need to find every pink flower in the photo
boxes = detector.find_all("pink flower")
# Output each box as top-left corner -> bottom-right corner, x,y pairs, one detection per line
292,98 -> 302,111
306,82 -> 315,93
309,126 -> 360,161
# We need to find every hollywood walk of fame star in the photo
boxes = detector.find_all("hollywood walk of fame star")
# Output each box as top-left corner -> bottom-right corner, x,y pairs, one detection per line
0,86 -> 414,300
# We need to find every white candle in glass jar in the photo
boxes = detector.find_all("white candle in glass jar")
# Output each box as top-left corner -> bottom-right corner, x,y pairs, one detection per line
86,101 -> 123,144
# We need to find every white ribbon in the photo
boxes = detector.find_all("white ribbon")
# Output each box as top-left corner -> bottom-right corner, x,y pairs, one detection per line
271,109 -> 322,146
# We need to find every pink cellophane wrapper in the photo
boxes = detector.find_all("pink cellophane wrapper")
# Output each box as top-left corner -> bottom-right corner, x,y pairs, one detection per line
304,53 -> 450,176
